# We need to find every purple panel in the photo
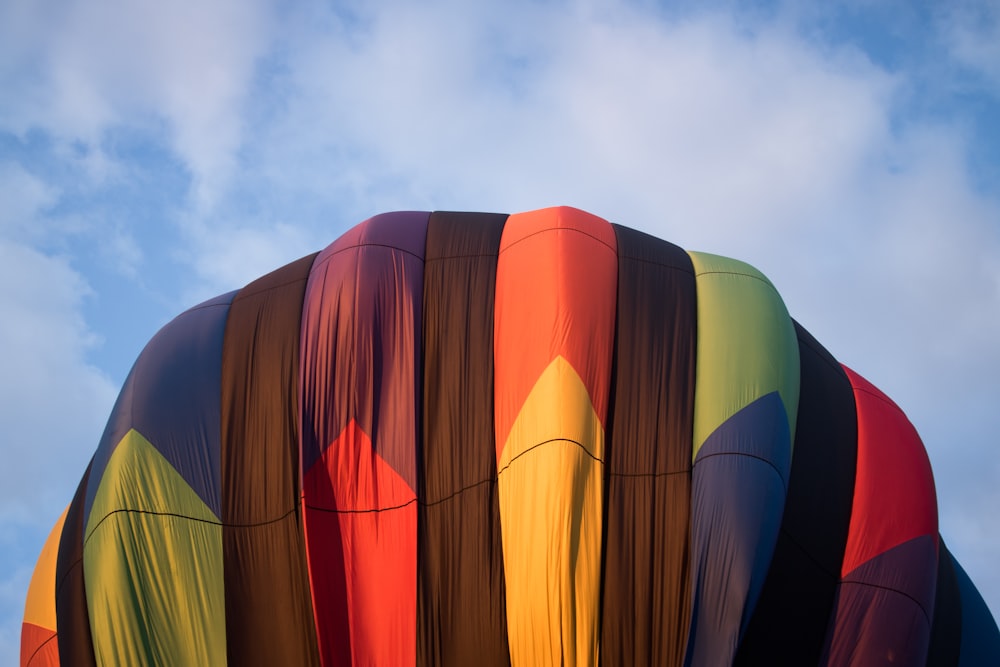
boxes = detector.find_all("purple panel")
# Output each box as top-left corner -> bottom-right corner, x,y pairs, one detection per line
685,392 -> 791,667
299,211 -> 429,490
84,291 -> 235,523
821,534 -> 937,665
325,210 -> 429,260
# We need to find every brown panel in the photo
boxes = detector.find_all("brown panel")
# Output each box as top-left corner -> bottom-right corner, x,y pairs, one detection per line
220,253 -> 320,667
54,463 -> 96,667
602,224 -> 696,666
418,211 -> 511,666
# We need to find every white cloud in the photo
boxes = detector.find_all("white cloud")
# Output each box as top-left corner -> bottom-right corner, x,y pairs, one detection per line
0,0 -> 274,210
0,241 -> 115,515
1,1 -> 999,658
234,0 -> 1000,621
0,164 -> 58,242
942,1 -> 1000,89
179,218 -> 322,301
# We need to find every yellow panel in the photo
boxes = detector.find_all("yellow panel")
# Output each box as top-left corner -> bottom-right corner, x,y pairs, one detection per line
84,429 -> 225,666
498,356 -> 603,666
23,507 -> 68,630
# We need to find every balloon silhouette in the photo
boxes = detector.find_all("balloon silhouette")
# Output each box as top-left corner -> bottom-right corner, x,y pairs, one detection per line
21,208 -> 1000,666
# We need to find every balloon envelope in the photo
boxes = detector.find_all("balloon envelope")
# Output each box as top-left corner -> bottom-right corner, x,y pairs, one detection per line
21,208 -> 1000,666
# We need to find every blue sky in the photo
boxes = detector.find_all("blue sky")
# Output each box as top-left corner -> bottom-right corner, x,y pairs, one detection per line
2,0 -> 999,659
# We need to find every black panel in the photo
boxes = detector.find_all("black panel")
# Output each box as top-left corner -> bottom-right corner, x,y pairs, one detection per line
55,463 -> 96,667
735,322 -> 858,665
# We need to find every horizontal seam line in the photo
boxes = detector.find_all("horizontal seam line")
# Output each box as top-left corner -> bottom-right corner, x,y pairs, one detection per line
313,242 -> 425,267
837,579 -> 933,625
499,227 -> 617,256
694,450 -> 789,494
693,269 -> 781,296
24,630 -> 58,665
497,437 -> 603,476
426,253 -> 499,261
619,255 -> 695,273
607,469 -> 689,478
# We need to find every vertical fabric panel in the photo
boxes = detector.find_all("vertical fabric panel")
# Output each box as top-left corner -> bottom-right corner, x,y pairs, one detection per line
54,464 -> 94,667
735,322 -> 858,665
494,206 -> 617,666
84,431 -> 225,665
601,225 -> 695,665
418,212 -> 510,666
81,293 -> 231,665
21,508 -> 67,667
300,211 -> 429,666
684,251 -> 799,667
927,540 -> 963,666
952,547 -> 1000,665
83,292 -> 235,523
821,366 -> 938,665
221,253 -> 320,666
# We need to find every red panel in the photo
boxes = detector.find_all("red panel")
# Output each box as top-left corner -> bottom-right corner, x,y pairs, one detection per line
841,365 -> 938,574
298,211 -> 427,666
493,206 -> 618,455
20,623 -> 58,667
302,420 -> 417,667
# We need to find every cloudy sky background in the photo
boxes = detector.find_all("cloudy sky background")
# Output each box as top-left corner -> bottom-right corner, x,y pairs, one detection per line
2,0 -> 998,659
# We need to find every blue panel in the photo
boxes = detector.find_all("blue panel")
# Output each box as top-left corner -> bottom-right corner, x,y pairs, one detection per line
84,291 -> 235,524
685,392 -> 791,667
954,552 -> 1000,665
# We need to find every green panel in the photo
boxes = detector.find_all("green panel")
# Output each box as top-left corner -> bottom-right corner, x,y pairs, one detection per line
83,429 -> 225,666
688,251 -> 799,458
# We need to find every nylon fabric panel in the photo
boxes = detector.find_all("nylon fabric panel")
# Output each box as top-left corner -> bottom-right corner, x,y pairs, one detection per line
83,429 -> 225,665
20,623 -> 58,667
927,541 -> 963,667
839,366 -> 938,575
494,207 -> 617,666
299,211 -> 429,666
821,536 -> 937,665
735,322 -> 858,666
684,251 -> 799,667
602,224 -> 695,666
54,464 -> 94,667
221,253 -> 320,667
23,508 -> 65,635
821,366 -> 938,665
419,212 -> 510,666
302,422 -> 417,666
953,548 -> 1000,665
83,291 -> 235,524
21,508 -> 66,667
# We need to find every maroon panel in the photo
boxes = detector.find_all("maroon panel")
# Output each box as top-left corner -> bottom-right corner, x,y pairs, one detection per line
820,367 -> 938,665
300,212 -> 429,666
822,535 -> 937,665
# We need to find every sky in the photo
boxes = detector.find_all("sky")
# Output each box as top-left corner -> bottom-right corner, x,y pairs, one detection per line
1,0 -> 998,660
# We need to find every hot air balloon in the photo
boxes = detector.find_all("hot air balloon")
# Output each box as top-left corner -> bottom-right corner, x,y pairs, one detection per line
21,207 -> 1000,666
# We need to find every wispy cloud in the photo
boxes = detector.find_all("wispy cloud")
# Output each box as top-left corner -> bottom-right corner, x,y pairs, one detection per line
1,1 -> 998,661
